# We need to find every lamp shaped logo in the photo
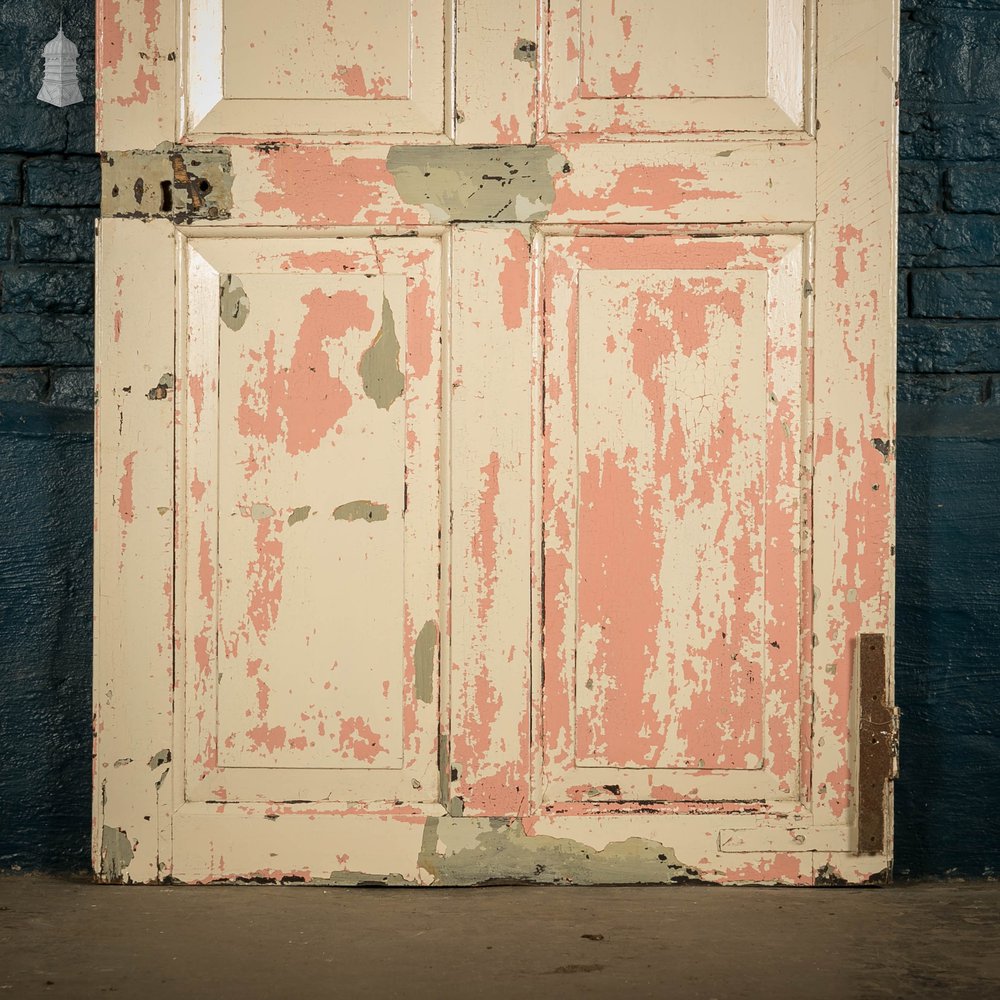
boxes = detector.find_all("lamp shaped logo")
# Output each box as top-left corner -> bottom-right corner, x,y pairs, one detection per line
38,28 -> 83,108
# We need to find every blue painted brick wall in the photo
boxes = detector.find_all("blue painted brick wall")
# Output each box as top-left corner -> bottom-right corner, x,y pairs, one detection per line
897,0 -> 1000,878
0,1 -> 97,871
1,1 -> 999,876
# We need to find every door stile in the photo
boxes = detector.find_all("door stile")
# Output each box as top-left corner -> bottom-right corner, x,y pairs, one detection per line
93,220 -> 177,883
806,0 -> 898,882
455,0 -> 537,145
448,226 -> 535,818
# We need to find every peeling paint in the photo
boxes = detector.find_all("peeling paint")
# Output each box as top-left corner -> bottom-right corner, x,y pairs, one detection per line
414,620 -> 438,704
359,298 -> 404,409
386,144 -> 567,222
220,275 -> 250,331
814,863 -> 864,887
287,505 -> 311,527
872,437 -> 893,459
100,825 -> 134,882
95,1 -> 895,888
146,373 -> 172,400
418,819 -> 701,886
321,871 -> 417,887
237,287 -> 367,456
333,500 -> 389,523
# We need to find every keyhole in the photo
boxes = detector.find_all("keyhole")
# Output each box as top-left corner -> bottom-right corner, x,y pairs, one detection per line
160,181 -> 173,213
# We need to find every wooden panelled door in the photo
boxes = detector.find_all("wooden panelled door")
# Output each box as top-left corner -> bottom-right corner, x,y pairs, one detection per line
94,1 -> 899,885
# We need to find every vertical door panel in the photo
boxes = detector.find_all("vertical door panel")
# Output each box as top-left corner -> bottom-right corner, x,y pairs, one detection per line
541,233 -> 808,806
93,221 -> 177,883
216,272 -> 409,770
810,0 -> 897,834
455,0 -> 537,144
448,227 -> 535,816
181,235 -> 443,804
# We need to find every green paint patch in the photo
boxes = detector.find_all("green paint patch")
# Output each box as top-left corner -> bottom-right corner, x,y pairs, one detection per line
100,826 -> 134,883
333,500 -> 389,523
287,505 -> 311,527
147,373 -> 173,400
250,503 -> 275,521
417,818 -> 702,886
514,38 -> 537,64
359,298 -> 404,410
220,274 -> 250,331
386,144 -> 568,223
414,619 -> 438,704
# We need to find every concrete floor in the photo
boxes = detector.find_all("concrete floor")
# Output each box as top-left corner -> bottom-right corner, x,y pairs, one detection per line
0,875 -> 997,999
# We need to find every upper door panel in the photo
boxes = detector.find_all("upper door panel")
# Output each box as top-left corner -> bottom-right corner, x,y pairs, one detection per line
98,0 -> 812,148
543,0 -> 810,136
97,0 -> 448,145
184,0 -> 447,138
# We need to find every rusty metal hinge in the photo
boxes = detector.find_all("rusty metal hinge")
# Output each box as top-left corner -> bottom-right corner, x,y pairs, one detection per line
857,633 -> 899,855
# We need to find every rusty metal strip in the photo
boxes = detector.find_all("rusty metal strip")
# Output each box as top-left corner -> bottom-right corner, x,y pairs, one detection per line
102,147 -> 234,221
857,633 -> 899,855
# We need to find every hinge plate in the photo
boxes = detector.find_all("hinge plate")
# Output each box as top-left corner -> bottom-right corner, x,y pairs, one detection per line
857,632 -> 898,855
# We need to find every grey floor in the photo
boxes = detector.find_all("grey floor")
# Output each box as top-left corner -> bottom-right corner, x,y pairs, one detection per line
0,875 -> 997,999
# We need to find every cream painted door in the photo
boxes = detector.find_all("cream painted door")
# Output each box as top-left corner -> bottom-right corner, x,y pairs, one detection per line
94,1 -> 898,885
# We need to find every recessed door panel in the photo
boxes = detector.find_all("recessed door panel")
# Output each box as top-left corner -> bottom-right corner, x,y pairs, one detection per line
544,0 -> 809,135
216,273 -> 407,769
542,233 -> 809,805
181,234 -> 442,803
184,0 -> 446,137
223,2 -> 412,101
582,0 -> 769,99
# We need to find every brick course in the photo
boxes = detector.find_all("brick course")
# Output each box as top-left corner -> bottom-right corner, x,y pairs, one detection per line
899,0 -> 1000,374
25,157 -> 100,208
0,3 -> 97,375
